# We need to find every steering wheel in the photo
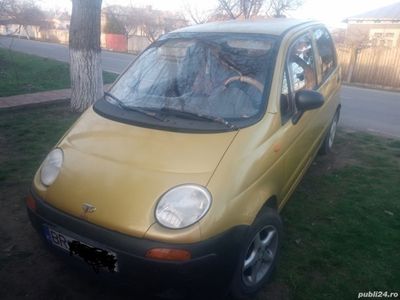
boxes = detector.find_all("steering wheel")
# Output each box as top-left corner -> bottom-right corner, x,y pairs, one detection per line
224,76 -> 264,93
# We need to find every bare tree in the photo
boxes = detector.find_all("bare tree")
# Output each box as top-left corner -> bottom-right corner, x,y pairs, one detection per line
103,5 -> 139,37
266,0 -> 303,18
345,26 -> 370,48
1,0 -> 46,39
184,0 -> 304,22
215,0 -> 265,20
103,10 -> 125,34
183,1 -> 215,24
140,19 -> 158,42
139,9 -> 164,43
104,5 -> 187,43
0,0 -> 11,14
69,0 -> 103,112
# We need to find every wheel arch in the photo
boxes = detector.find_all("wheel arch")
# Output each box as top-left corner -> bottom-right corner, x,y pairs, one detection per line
256,195 -> 279,219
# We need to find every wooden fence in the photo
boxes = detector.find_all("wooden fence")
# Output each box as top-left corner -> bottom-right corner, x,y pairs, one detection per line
336,45 -> 400,90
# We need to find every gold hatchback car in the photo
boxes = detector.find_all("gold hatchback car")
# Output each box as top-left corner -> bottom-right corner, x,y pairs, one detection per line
28,19 -> 341,298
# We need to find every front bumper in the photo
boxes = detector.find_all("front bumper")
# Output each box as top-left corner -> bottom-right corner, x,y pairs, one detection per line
27,191 -> 249,288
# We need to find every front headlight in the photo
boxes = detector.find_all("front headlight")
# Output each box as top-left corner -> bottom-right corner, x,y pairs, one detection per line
40,148 -> 63,186
155,184 -> 212,229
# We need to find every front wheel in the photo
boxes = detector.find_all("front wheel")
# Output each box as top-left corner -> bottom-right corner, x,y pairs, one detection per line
229,208 -> 283,299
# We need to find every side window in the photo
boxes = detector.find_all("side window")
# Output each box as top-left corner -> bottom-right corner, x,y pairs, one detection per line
280,71 -> 292,124
287,33 -> 317,92
314,28 -> 336,81
281,33 -> 316,124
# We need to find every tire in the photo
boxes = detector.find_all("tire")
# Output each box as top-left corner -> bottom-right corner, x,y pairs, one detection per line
320,108 -> 340,155
229,208 -> 283,299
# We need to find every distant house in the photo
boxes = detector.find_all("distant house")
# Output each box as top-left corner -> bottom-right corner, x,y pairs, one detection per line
344,2 -> 400,47
0,12 -> 69,43
51,12 -> 70,31
0,21 -> 42,40
41,12 -> 70,44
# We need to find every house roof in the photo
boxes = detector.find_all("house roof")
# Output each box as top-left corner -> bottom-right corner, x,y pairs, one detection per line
173,19 -> 317,36
345,1 -> 400,21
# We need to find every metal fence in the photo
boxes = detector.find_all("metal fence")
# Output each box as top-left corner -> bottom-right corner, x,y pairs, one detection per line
337,45 -> 400,90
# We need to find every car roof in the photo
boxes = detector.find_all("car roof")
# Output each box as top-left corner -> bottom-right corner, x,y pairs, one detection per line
172,19 -> 319,36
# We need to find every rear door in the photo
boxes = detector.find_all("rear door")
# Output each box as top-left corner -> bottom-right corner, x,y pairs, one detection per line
312,27 -> 341,137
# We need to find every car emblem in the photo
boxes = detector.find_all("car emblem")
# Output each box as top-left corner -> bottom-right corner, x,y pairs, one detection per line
81,203 -> 96,218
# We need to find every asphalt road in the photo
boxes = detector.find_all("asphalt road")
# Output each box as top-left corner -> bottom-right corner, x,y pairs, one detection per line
1,36 -> 399,138
0,36 -> 134,73
340,86 -> 400,138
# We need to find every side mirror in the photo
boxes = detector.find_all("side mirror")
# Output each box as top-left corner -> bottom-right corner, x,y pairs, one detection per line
292,90 -> 324,124
295,90 -> 324,111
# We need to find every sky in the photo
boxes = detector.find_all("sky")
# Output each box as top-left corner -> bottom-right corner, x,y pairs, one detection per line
41,0 -> 400,27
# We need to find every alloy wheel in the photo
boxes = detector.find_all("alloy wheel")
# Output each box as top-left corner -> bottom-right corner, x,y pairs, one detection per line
242,225 -> 278,287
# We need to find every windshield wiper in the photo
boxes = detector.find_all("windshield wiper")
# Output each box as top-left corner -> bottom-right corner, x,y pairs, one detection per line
160,107 -> 238,130
104,92 -> 164,121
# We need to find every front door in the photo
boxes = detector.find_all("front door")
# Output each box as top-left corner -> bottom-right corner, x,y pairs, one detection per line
278,31 -> 322,207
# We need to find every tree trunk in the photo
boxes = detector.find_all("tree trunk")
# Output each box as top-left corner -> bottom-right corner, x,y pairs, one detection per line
23,25 -> 30,39
69,0 -> 103,112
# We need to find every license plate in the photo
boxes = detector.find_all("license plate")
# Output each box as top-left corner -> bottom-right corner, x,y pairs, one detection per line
43,225 -> 118,273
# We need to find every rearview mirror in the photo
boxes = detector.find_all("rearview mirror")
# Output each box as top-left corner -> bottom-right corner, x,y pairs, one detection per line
292,90 -> 324,124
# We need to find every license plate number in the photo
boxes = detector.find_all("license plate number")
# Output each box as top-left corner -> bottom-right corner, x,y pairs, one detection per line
43,225 -> 118,273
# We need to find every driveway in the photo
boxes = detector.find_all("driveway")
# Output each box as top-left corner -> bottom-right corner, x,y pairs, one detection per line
1,36 -> 399,138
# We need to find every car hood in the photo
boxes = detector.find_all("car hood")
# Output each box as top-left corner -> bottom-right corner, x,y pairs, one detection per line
34,108 -> 237,238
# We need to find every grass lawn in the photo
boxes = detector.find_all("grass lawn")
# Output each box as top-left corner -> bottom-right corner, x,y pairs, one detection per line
258,132 -> 400,299
0,104 -> 399,299
0,48 -> 118,97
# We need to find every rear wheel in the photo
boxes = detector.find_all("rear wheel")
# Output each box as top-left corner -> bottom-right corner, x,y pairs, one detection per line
229,208 -> 282,299
320,109 -> 340,155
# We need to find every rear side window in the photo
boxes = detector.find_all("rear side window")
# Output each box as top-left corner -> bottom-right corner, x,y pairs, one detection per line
313,28 -> 336,81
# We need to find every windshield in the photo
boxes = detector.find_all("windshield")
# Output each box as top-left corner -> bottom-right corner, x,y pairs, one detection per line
105,33 -> 277,130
